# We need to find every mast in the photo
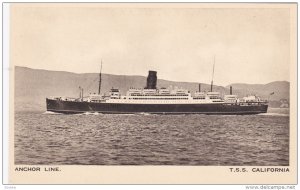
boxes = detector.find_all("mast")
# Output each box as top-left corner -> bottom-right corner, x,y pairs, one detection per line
98,60 -> 103,95
79,86 -> 82,99
210,56 -> 215,92
79,86 -> 83,101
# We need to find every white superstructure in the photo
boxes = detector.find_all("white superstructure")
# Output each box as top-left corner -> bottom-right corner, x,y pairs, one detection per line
50,86 -> 267,106
85,87 -> 227,104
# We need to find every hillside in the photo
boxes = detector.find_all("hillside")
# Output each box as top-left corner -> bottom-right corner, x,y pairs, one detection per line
227,82 -> 290,101
14,66 -> 289,111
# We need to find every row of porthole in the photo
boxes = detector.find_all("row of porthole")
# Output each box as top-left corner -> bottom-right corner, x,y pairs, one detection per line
131,98 -> 189,100
129,94 -> 189,96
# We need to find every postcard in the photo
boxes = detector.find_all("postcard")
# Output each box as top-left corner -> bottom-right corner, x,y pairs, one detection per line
4,2 -> 297,184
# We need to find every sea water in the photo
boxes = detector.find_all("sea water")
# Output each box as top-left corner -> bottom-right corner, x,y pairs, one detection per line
14,108 -> 289,165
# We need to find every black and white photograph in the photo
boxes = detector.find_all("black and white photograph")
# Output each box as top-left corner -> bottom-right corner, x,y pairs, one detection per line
5,2 -> 297,184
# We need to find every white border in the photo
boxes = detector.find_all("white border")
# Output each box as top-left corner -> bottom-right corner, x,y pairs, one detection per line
2,3 -> 10,184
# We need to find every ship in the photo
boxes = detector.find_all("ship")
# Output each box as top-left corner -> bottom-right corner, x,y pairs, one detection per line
46,64 -> 269,115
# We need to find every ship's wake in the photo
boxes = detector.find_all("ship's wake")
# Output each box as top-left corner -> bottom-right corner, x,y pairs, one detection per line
82,112 -> 101,115
42,111 -> 63,115
258,113 -> 289,117
136,112 -> 152,116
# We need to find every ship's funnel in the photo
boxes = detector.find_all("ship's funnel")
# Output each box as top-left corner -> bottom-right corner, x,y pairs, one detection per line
146,71 -> 157,89
230,86 -> 233,95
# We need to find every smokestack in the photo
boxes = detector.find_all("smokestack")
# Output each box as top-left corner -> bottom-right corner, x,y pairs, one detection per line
145,71 -> 157,89
230,86 -> 232,95
199,83 -> 201,92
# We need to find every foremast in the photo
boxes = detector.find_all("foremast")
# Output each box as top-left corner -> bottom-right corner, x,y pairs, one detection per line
210,56 -> 215,92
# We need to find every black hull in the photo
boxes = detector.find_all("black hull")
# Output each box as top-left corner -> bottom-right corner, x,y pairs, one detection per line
46,99 -> 268,115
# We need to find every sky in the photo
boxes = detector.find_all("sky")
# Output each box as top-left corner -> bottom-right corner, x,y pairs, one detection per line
10,4 -> 292,86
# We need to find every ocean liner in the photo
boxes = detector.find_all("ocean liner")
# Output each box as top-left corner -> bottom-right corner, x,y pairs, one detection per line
46,66 -> 269,114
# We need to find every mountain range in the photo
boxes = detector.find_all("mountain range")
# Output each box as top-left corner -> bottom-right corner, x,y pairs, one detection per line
15,66 -> 289,111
